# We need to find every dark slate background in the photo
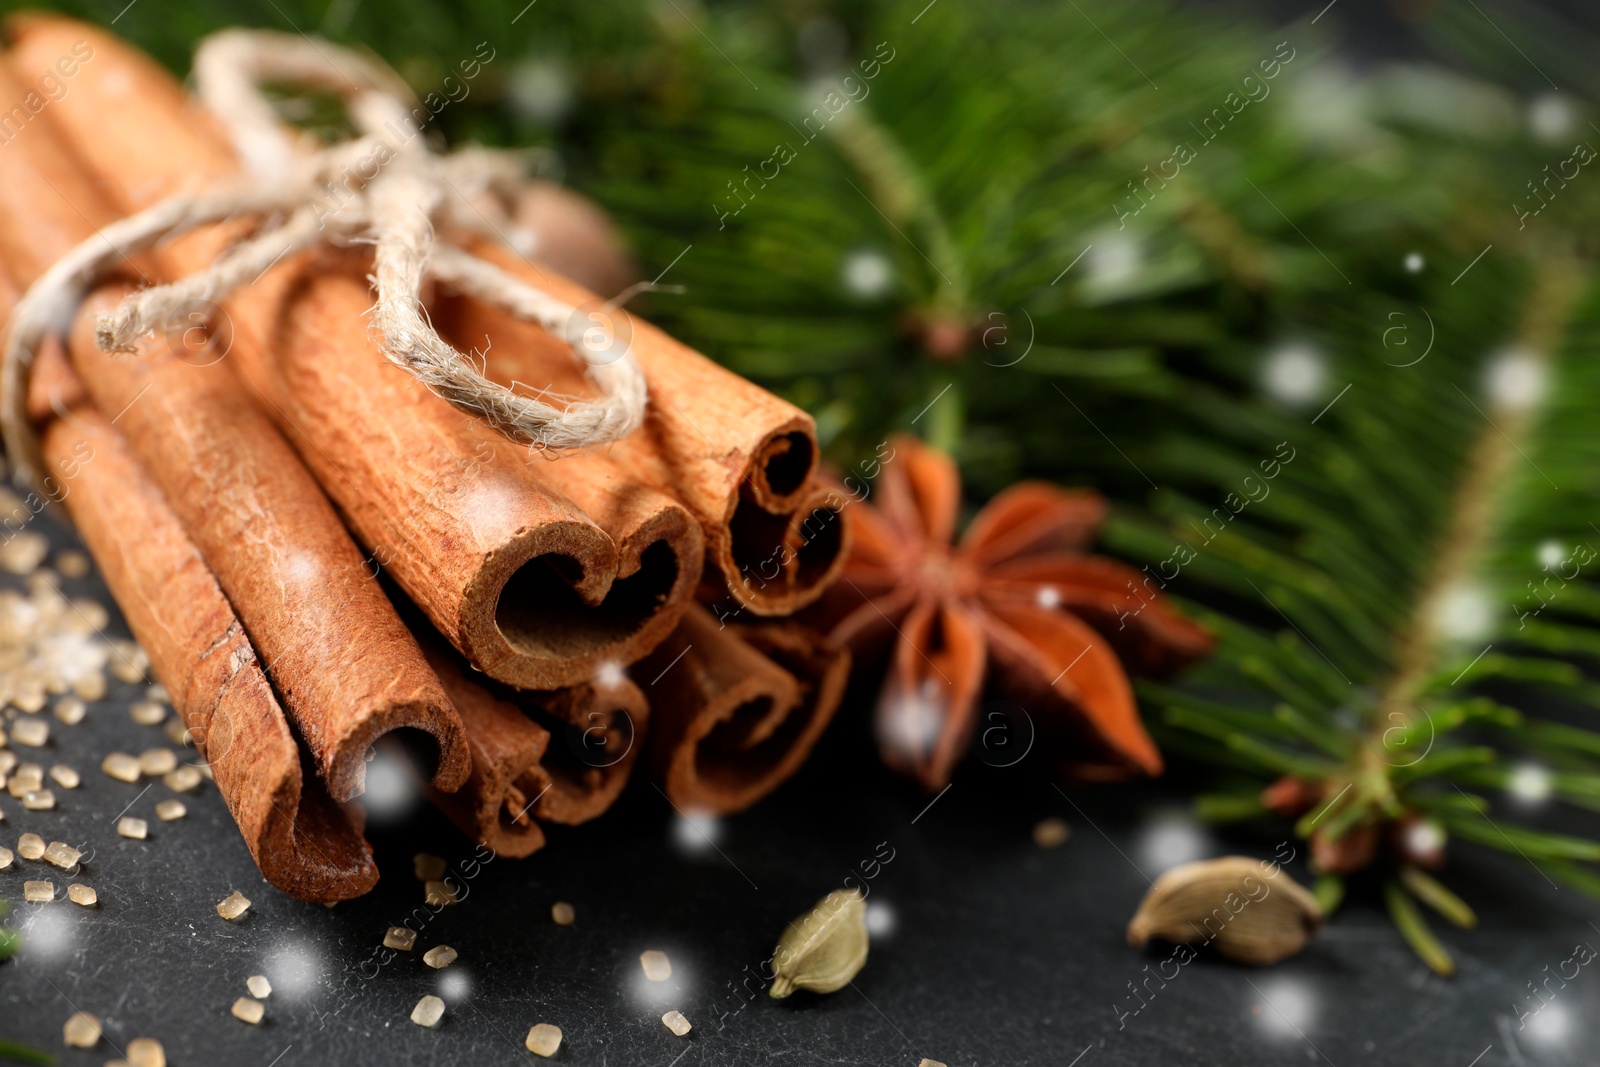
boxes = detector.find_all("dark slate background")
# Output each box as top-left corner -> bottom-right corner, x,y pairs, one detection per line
1,507 -> 1598,1067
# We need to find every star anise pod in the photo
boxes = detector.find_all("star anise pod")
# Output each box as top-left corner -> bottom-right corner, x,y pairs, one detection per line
814,435 -> 1213,790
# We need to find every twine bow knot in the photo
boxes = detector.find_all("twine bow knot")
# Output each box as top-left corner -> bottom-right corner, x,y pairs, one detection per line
1,29 -> 647,487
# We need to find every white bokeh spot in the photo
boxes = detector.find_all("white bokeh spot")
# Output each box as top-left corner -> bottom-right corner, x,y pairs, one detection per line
17,906 -> 76,961
1538,541 -> 1565,570
1136,810 -> 1210,873
1263,343 -> 1326,407
1431,583 -> 1495,643
507,58 -> 573,124
865,898 -> 896,939
842,250 -> 894,298
878,678 -> 946,762
265,939 -> 325,1000
1525,999 -> 1572,1047
1253,977 -> 1316,1039
672,810 -> 722,855
1529,94 -> 1576,141
1087,234 -> 1141,287
1507,762 -> 1553,805
594,659 -> 627,690
1485,348 -> 1546,413
1402,818 -> 1446,859
359,747 -> 418,823
438,969 -> 472,1001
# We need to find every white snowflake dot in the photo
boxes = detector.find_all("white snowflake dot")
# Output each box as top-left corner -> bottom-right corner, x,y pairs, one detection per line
1262,343 -> 1326,406
1507,762 -> 1553,804
507,59 -> 573,124
1529,94 -> 1576,141
1087,235 -> 1141,286
842,250 -> 894,298
1432,583 -> 1494,642
594,660 -> 626,690
1537,541 -> 1565,570
1402,818 -> 1446,858
1485,348 -> 1546,412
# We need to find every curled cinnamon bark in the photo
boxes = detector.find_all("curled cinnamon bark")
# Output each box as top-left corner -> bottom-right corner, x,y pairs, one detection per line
239,253 -> 705,691
637,605 -> 849,815
440,244 -> 850,618
533,670 -> 650,825
0,50 -> 470,804
420,646 -> 551,859
6,18 -> 705,691
422,643 -> 648,856
0,258 -> 375,899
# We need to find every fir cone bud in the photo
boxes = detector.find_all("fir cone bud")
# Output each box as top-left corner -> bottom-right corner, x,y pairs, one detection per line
915,311 -> 972,361
1310,821 -> 1379,875
1391,813 -> 1448,869
1260,775 -> 1319,818
1127,856 -> 1322,966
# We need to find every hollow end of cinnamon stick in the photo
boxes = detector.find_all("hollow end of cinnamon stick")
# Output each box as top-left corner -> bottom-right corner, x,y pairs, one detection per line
461,509 -> 699,690
718,481 -> 850,617
232,253 -> 704,697
423,287 -> 709,690
422,645 -> 552,859
420,637 -> 649,853
744,424 -> 818,513
323,698 -> 475,806
641,605 -> 850,815
528,673 -> 649,825
6,233 -> 374,903
251,744 -> 381,901
438,269 -> 845,620
56,262 -> 474,814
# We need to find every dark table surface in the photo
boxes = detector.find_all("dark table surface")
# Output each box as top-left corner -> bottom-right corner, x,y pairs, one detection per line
2,508 -> 1598,1067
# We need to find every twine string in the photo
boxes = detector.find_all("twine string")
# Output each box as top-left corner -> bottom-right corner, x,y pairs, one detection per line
0,28 -> 646,489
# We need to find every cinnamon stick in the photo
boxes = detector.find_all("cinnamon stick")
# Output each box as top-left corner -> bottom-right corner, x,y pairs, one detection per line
7,18 -> 705,691
637,605 -> 849,815
0,266 -> 376,900
421,642 -> 648,855
419,645 -> 551,858
0,48 -> 471,804
456,237 -> 851,617
239,252 -> 705,691
527,669 -> 650,825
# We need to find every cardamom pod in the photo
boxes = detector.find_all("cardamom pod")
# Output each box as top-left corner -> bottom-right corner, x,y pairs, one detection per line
769,888 -> 869,998
1126,855 -> 1322,966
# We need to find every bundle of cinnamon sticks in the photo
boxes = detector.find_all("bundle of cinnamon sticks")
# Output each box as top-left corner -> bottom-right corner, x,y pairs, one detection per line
0,17 -> 850,901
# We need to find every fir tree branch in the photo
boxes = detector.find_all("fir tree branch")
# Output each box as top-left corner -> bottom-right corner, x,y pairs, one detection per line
1383,256 -> 1587,723
825,104 -> 971,316
1385,880 -> 1455,977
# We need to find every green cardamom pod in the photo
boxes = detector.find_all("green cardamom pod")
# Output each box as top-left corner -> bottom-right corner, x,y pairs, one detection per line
769,888 -> 869,998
